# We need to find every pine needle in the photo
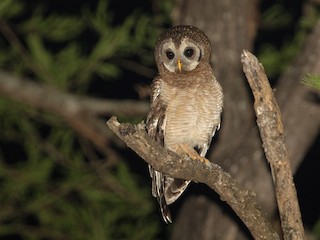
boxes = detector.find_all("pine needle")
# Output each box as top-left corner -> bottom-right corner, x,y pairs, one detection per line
301,74 -> 320,90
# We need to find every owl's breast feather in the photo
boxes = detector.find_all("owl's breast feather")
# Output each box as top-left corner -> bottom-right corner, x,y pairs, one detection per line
162,77 -> 222,149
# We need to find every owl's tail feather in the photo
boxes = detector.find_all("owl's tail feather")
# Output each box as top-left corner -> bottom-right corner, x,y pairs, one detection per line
159,195 -> 172,224
149,165 -> 172,223
164,178 -> 191,205
149,165 -> 190,223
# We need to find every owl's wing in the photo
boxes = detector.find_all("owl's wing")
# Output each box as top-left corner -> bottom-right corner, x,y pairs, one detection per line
146,76 -> 190,223
199,123 -> 220,157
199,120 -> 221,157
146,76 -> 165,146
199,78 -> 223,157
146,76 -> 171,223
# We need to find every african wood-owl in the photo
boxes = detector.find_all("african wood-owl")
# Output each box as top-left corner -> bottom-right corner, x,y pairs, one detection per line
146,25 -> 223,223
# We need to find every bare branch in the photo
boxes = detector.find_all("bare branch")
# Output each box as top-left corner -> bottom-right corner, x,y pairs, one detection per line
0,71 -> 148,116
78,98 -> 148,117
241,50 -> 306,240
0,70 -> 148,150
106,116 -> 280,240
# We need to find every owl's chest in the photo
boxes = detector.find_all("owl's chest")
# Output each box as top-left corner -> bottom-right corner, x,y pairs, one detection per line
161,79 -> 221,147
162,79 -> 217,113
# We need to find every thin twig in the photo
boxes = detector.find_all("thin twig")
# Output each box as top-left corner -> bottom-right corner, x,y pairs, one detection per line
0,20 -> 31,64
0,19 -> 49,80
241,50 -> 305,240
106,116 -> 280,240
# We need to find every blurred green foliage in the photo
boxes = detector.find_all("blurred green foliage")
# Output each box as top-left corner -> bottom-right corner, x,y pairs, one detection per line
0,0 -> 174,239
302,73 -> 320,90
257,1 -> 320,81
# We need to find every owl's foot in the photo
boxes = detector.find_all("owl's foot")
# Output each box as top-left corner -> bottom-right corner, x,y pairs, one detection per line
173,144 -> 210,165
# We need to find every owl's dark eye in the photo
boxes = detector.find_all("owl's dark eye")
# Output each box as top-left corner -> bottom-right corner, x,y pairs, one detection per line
184,48 -> 194,58
165,51 -> 175,60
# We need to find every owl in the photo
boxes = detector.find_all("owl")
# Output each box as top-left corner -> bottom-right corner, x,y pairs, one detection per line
146,25 -> 223,223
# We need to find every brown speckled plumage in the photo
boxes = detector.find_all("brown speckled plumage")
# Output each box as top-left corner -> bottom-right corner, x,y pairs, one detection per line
146,25 -> 223,223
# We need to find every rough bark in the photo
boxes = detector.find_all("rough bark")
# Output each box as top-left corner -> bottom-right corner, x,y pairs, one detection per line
107,116 -> 280,240
242,50 -> 305,240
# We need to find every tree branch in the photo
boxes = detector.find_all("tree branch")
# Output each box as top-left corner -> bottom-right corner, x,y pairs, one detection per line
241,50 -> 305,240
0,70 -> 148,150
106,116 -> 280,240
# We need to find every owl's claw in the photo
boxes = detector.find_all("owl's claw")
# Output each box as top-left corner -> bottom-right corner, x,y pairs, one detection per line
173,144 -> 210,165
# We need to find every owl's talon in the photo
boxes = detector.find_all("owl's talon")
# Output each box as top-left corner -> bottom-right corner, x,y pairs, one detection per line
189,153 -> 210,165
174,143 -> 209,165
199,156 -> 210,165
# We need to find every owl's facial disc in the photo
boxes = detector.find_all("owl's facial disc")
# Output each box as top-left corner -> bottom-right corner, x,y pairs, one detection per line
161,39 -> 202,73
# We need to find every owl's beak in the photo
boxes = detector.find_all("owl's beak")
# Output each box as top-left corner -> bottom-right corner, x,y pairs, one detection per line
177,59 -> 182,72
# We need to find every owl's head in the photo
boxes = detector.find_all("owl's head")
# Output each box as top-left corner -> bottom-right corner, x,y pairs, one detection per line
155,25 -> 211,74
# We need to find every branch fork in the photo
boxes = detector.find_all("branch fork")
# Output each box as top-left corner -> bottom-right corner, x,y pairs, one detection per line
107,50 -> 306,240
